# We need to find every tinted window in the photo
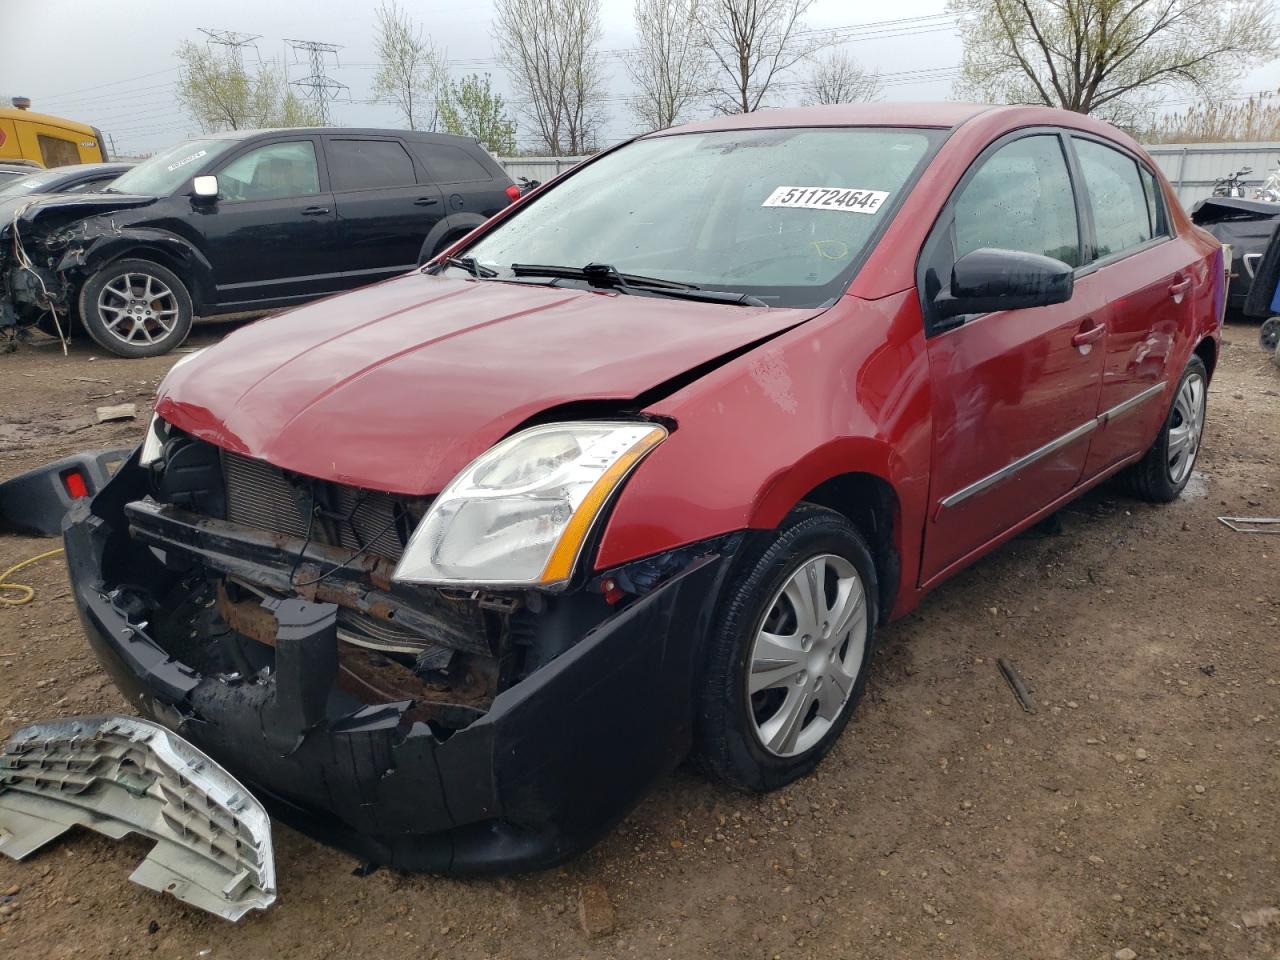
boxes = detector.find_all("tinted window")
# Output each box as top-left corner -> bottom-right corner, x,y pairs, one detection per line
1139,164 -> 1168,237
411,143 -> 490,184
65,177 -> 114,193
327,139 -> 415,191
953,135 -> 1080,267
218,141 -> 320,202
1075,139 -> 1153,258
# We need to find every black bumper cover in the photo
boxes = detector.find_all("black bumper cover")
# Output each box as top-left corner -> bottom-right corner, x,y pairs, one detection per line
63,490 -> 736,874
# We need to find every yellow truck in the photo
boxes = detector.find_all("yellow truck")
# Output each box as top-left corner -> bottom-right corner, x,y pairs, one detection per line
0,97 -> 108,167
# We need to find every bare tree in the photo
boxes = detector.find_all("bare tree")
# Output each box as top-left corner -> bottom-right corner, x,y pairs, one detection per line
697,0 -> 819,114
950,0 -> 1278,127
626,0 -> 709,131
372,0 -> 446,131
801,50 -> 882,105
175,40 -> 321,131
494,0 -> 606,155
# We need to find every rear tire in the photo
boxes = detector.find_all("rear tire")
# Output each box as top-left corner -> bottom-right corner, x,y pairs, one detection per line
78,258 -> 193,358
1117,356 -> 1208,503
695,504 -> 879,793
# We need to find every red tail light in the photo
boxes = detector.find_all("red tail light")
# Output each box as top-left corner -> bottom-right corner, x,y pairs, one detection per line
62,469 -> 89,499
505,184 -> 521,203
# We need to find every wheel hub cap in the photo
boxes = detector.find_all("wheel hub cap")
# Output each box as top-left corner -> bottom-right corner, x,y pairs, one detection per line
746,554 -> 868,758
1167,373 -> 1206,485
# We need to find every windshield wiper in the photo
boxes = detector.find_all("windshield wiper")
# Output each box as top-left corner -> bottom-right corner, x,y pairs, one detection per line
509,262 -> 767,306
430,255 -> 498,278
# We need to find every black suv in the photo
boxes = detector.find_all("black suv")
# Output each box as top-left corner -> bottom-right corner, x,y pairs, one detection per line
0,128 -> 517,356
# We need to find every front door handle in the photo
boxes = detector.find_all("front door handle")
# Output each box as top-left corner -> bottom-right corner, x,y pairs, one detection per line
301,205 -> 330,216
1072,320 -> 1106,350
414,197 -> 440,206
1168,276 -> 1191,302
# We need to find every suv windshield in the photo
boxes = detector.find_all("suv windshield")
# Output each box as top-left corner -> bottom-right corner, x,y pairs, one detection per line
109,138 -> 238,197
464,127 -> 940,307
0,170 -> 65,197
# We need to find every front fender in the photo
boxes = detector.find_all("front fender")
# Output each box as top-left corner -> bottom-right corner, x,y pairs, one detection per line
56,229 -> 216,313
595,290 -> 935,618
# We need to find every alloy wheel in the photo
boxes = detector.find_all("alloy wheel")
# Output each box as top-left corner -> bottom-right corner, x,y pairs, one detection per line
96,272 -> 180,346
747,553 -> 868,758
1167,373 -> 1206,485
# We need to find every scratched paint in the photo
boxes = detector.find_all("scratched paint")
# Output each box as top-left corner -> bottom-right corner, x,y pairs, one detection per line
748,348 -> 798,414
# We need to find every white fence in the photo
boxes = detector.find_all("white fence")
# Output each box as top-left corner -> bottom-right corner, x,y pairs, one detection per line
497,156 -> 587,184
499,142 -> 1280,210
1145,142 -> 1280,207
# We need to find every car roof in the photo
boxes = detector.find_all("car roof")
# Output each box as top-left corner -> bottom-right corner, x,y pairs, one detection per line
44,162 -> 133,174
655,102 -> 997,136
194,127 -> 482,146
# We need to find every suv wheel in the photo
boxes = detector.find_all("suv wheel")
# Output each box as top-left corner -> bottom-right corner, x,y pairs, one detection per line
695,504 -> 879,792
1118,355 -> 1208,502
78,258 -> 193,358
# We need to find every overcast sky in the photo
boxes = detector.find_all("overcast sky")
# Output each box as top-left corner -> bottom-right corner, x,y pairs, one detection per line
3,0 -> 1279,158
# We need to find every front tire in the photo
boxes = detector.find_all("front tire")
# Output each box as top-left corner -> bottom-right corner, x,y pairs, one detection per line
77,258 -> 193,358
695,504 -> 879,792
1118,356 -> 1208,503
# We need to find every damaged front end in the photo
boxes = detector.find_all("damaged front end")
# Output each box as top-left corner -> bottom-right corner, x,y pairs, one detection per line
56,431 -> 739,875
1,195 -> 156,333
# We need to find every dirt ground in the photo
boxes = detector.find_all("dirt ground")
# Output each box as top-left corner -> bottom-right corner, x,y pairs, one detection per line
0,320 -> 1277,960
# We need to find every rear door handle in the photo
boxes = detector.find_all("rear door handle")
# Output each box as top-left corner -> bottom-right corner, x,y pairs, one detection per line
1169,276 -> 1191,302
414,197 -> 440,206
1072,320 -> 1106,349
301,205 -> 330,216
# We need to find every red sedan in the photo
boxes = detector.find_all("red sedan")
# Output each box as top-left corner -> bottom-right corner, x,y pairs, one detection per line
22,103 -> 1221,900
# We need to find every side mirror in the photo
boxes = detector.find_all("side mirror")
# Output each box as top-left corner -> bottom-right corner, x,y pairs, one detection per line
192,175 -> 219,201
935,248 -> 1073,319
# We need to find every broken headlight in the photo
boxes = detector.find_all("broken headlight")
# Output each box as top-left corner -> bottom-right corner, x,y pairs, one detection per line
393,421 -> 666,589
140,349 -> 207,465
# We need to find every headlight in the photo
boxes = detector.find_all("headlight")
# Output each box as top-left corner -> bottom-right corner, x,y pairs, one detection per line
393,421 -> 667,588
138,414 -> 169,466
140,349 -> 206,465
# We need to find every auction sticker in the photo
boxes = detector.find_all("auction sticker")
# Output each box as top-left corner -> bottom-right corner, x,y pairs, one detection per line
167,149 -> 207,172
762,186 -> 889,214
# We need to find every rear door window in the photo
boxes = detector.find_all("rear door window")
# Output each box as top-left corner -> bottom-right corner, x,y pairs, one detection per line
952,134 -> 1081,267
409,143 -> 491,184
1138,164 -> 1169,238
1074,138 -> 1154,259
326,139 -> 416,192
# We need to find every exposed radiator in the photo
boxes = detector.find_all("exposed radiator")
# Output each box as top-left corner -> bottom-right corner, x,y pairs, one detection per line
221,452 -> 408,562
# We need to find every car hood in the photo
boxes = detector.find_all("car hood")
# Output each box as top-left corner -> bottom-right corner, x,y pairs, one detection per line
0,191 -> 155,235
156,272 -> 821,494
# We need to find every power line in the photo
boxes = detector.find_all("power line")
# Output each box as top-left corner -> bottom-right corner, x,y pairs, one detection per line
285,38 -> 349,125
199,27 -> 263,67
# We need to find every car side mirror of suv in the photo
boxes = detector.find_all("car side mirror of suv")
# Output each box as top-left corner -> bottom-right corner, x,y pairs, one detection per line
192,175 -> 219,202
935,248 -> 1074,320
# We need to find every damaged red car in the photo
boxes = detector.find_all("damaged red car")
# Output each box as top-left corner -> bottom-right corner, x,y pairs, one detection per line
6,103 -> 1223,910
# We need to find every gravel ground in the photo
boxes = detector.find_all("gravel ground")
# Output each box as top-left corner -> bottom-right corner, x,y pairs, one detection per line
0,320 -> 1277,960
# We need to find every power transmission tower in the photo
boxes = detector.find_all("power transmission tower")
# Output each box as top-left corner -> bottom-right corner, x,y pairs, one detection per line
285,39 -> 348,125
198,28 -> 262,67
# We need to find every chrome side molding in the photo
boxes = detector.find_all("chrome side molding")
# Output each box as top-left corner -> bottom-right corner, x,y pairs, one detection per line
940,380 -> 1168,509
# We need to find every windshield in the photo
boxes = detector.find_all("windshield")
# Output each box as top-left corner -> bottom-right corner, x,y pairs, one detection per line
109,138 -> 238,196
0,170 -> 68,197
464,127 -> 940,307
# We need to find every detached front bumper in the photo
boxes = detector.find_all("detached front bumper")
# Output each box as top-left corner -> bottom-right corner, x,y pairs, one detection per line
63,484 -> 736,874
